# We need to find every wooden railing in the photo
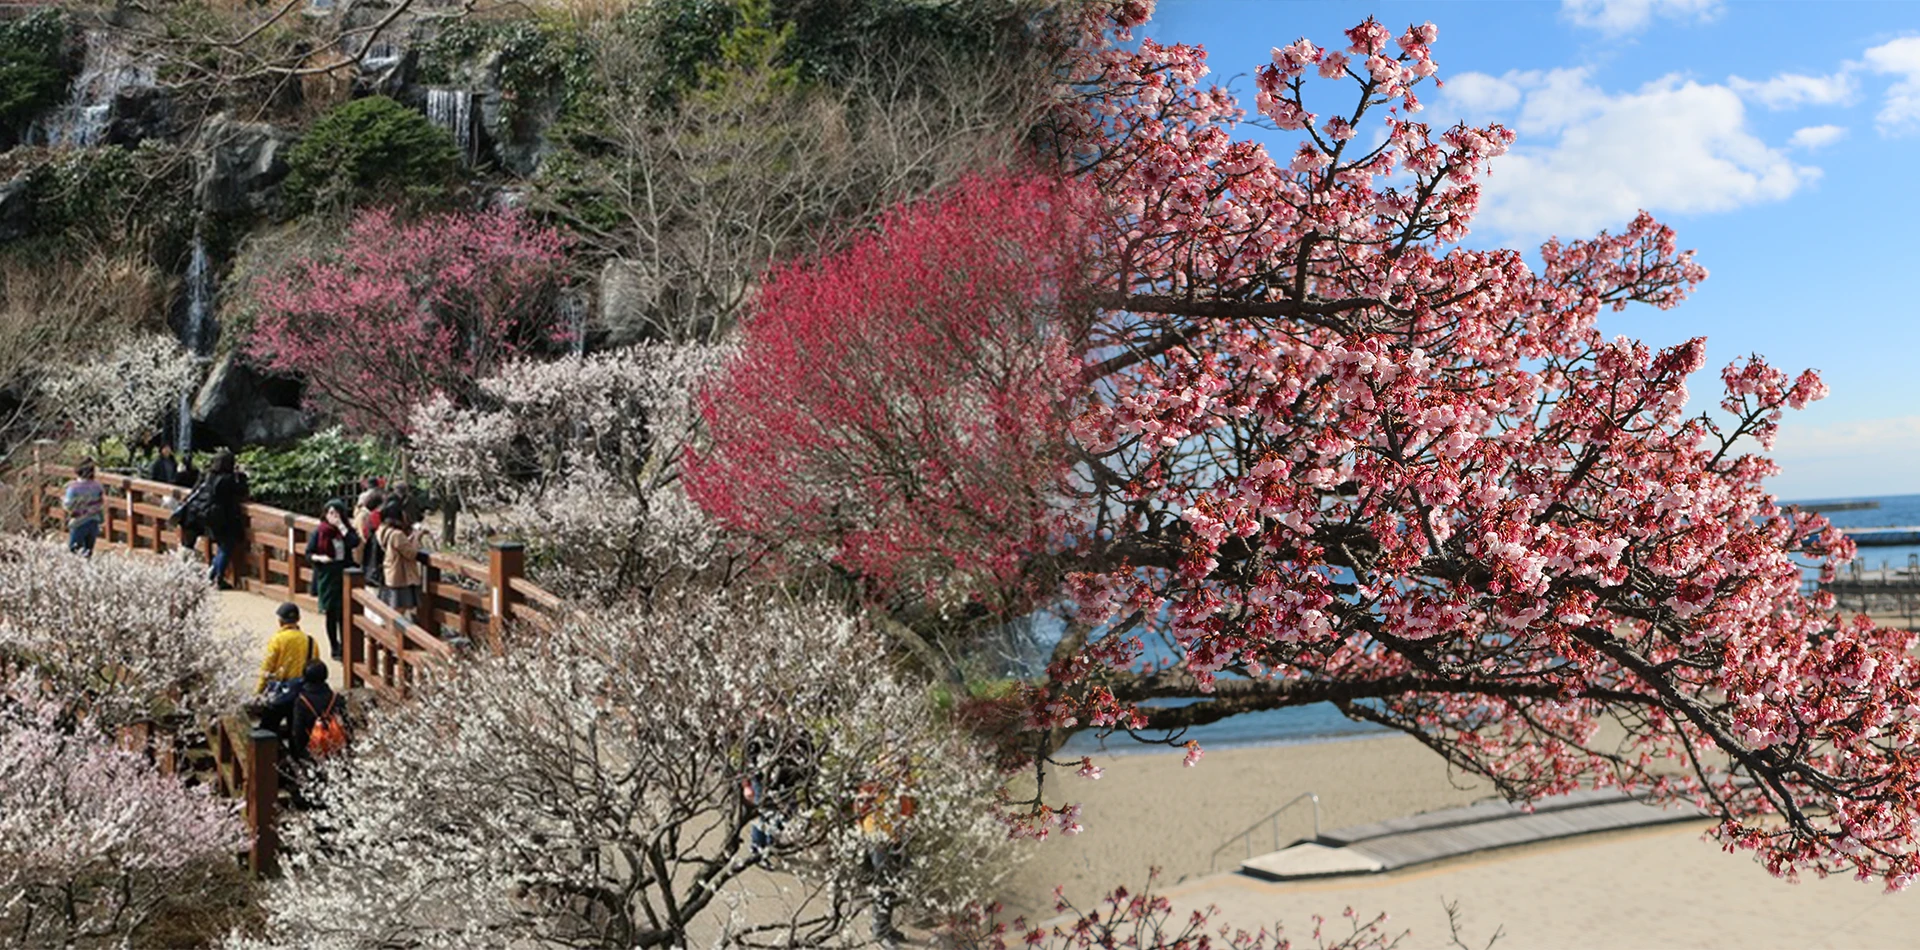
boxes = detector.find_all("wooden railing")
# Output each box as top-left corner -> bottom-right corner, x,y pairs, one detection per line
22,464 -> 578,874
20,465 -> 572,678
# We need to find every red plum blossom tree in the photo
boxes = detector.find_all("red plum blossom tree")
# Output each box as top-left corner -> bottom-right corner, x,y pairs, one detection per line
692,2 -> 1920,889
687,174 -> 1090,615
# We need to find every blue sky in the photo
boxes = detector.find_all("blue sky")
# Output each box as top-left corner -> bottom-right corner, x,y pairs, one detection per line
1142,0 -> 1920,500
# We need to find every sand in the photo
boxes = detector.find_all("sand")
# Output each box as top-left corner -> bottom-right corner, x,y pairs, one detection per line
999,738 -> 1920,949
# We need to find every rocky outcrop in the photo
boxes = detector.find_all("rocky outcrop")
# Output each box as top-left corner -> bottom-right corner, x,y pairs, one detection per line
194,115 -> 295,217
191,352 -> 314,448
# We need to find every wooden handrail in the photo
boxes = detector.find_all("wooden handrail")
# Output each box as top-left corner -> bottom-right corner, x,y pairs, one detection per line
18,463 -> 571,662
19,462 -> 582,878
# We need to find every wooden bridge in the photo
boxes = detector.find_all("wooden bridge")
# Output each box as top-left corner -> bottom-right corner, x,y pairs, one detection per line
20,464 -> 575,874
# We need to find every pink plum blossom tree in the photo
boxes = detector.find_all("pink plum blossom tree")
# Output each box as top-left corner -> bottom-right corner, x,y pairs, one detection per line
0,682 -> 249,948
244,208 -> 572,444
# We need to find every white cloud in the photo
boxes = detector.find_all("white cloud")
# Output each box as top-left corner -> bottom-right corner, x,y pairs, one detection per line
1789,124 -> 1848,149
1441,72 -> 1522,117
1562,0 -> 1720,34
1769,416 -> 1920,500
1864,36 -> 1920,134
1728,71 -> 1856,110
1440,69 -> 1817,241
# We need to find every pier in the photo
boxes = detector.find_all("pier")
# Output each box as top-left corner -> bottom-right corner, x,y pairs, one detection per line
1819,555 -> 1920,624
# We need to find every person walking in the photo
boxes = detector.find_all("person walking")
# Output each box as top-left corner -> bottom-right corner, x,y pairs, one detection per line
203,450 -> 249,588
376,500 -> 427,614
854,750 -> 917,949
256,602 -> 317,736
288,660 -> 346,762
307,498 -> 359,660
61,460 -> 106,557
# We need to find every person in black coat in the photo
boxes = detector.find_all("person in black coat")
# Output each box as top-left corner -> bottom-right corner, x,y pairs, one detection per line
148,443 -> 180,485
203,450 -> 248,588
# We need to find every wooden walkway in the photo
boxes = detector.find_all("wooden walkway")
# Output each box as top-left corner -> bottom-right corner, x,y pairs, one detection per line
19,463 -> 579,874
1240,788 -> 1704,881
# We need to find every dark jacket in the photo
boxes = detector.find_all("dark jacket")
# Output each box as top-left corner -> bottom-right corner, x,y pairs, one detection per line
308,520 -> 360,570
148,455 -> 179,485
204,472 -> 249,542
288,683 -> 341,760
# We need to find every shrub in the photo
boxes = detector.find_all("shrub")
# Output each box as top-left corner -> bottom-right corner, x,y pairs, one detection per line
281,96 -> 458,214
236,426 -> 397,513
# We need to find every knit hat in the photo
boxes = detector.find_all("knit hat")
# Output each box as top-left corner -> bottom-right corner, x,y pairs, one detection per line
276,602 -> 300,624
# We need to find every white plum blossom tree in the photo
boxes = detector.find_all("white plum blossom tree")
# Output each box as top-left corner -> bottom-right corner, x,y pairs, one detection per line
409,344 -> 732,601
250,594 -> 1013,949
35,332 -> 197,450
0,536 -> 243,730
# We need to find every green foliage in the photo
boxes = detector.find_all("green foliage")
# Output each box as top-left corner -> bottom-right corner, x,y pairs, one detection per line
282,97 -> 458,214
0,9 -> 69,136
236,427 -> 397,512
21,143 -> 195,252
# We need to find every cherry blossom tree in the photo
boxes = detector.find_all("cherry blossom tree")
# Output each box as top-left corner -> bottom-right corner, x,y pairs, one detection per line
409,345 -> 731,601
691,2 -> 1920,889
0,681 -> 249,948
244,208 -> 572,443
251,595 -> 1012,949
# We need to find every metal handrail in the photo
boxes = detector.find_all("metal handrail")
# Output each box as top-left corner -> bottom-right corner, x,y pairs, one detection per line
1208,792 -> 1320,871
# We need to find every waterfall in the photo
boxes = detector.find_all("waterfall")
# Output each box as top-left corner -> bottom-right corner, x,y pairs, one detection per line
177,232 -> 215,455
561,292 -> 587,356
425,87 -> 476,165
359,40 -> 401,72
34,31 -> 152,149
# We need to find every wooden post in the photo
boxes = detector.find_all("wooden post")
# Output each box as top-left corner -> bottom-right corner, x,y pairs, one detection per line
244,728 -> 279,877
342,568 -> 363,690
27,443 -> 42,534
487,541 -> 524,656
414,555 -> 441,638
286,519 -> 299,600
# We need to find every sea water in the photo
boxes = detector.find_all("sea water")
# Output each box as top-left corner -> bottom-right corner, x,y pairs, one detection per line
1051,493 -> 1920,756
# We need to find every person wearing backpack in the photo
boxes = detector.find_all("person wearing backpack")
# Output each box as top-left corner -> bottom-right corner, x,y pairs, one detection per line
354,489 -> 386,588
256,602 -> 317,735
289,660 -> 348,761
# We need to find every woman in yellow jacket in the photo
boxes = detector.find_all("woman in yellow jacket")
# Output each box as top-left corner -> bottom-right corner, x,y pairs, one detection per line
257,602 -> 317,735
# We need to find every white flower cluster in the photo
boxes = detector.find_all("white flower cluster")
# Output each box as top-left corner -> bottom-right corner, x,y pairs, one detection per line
0,536 -> 243,728
249,594 -> 1013,949
36,333 -> 197,448
410,344 -> 727,600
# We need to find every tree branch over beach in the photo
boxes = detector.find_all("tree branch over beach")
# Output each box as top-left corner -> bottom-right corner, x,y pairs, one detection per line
693,1 -> 1920,888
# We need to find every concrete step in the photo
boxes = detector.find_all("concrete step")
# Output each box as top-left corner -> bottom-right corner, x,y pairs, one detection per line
1242,788 -> 1704,881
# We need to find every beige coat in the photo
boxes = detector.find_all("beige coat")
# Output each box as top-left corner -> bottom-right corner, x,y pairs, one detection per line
378,523 -> 421,589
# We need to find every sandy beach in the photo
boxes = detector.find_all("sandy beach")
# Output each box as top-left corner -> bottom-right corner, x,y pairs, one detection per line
999,736 -> 1920,949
